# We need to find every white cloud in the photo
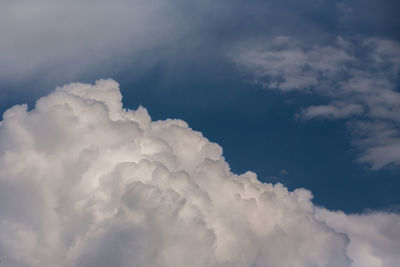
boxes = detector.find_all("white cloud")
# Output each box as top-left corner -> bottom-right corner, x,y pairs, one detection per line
351,121 -> 400,169
0,79 -> 398,266
301,103 -> 364,119
233,36 -> 400,169
234,36 -> 353,91
316,209 -> 400,267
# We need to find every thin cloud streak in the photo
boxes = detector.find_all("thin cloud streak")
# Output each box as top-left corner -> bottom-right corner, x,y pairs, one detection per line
233,36 -> 400,169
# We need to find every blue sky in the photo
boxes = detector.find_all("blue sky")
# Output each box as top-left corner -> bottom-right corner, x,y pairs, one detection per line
117,63 -> 400,213
1,0 -> 399,213
1,1 -> 400,266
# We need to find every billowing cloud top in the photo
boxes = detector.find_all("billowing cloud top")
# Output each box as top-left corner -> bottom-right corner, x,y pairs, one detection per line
0,80 -> 398,267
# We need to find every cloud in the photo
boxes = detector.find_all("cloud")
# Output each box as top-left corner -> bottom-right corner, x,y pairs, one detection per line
301,103 -> 364,119
0,0 -> 187,82
1,0 -> 398,110
233,36 -> 400,169
3,0 -> 398,87
336,2 -> 355,24
351,121 -> 400,169
0,0 -> 280,85
316,209 -> 400,267
233,36 -> 353,91
0,79 -> 398,266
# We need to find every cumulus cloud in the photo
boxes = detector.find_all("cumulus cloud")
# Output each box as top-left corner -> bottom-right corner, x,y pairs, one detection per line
0,79 -> 398,266
316,209 -> 400,267
233,36 -> 400,169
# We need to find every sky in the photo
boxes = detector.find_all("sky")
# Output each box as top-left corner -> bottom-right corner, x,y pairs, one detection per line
0,1 -> 400,266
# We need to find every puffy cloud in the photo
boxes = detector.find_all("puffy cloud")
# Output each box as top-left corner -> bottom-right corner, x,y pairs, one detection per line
316,209 -> 400,267
0,79 -> 398,266
233,36 -> 400,169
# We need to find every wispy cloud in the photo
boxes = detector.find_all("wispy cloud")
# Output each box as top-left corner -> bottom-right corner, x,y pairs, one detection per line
0,0 -> 195,83
233,36 -> 400,169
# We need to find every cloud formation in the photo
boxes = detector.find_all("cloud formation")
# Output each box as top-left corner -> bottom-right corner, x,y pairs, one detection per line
0,79 -> 398,266
3,0 -> 398,84
316,208 -> 400,267
234,36 -> 400,169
